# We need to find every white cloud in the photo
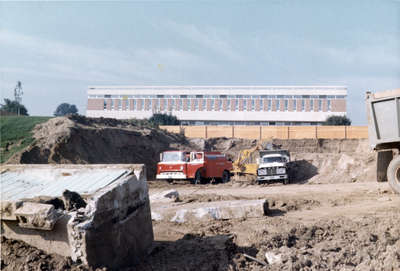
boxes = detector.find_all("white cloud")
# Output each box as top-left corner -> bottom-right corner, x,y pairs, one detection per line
0,29 -> 215,83
160,21 -> 242,61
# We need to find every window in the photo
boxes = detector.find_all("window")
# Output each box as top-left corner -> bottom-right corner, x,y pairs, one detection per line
301,100 -> 305,111
216,100 -> 221,111
104,94 -> 111,98
180,95 -> 187,98
226,100 -> 230,110
196,95 -> 203,98
319,95 -> 327,99
210,100 -> 215,110
284,100 -> 288,111
318,100 -> 322,111
148,99 -> 152,109
111,99 -> 114,110
178,100 -> 183,110
171,99 -> 175,110
103,101 -> 107,110
267,100 -> 271,111
310,100 -> 314,111
327,100 -> 331,111
243,100 -> 247,110
336,95 -> 346,99
259,99 -> 263,111
276,100 -> 280,111
302,95 -> 310,98
187,99 -> 191,109
133,100 -> 136,110
251,100 -> 255,111
293,100 -> 297,111
157,95 -> 164,98
118,100 -> 122,110
202,99 -> 206,109
235,100 -> 239,110
219,95 -> 227,98
194,99 -> 199,110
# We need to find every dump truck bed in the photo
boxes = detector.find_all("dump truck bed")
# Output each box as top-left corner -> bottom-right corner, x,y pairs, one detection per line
366,89 -> 400,150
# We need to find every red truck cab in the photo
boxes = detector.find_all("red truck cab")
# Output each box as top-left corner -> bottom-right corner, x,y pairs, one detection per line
156,151 -> 232,184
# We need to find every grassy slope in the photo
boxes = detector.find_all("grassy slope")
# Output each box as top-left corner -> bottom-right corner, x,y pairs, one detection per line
0,116 -> 52,163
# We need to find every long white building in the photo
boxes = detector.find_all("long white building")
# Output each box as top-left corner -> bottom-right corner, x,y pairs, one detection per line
86,86 -> 347,125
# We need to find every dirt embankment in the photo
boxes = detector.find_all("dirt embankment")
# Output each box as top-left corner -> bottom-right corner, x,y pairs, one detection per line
190,137 -> 376,184
6,115 -> 193,178
7,116 -> 375,183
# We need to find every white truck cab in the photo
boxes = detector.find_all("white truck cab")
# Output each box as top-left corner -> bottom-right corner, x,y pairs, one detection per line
256,150 -> 290,184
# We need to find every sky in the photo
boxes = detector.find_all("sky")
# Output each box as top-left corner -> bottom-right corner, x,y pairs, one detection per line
0,0 -> 399,124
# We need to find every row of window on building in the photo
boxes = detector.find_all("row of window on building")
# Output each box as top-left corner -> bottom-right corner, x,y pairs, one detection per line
103,98 -> 332,112
89,94 -> 345,99
184,121 -> 322,126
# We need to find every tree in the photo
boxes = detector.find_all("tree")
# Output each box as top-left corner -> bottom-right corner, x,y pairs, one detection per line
54,103 -> 78,116
0,98 -> 29,116
324,115 -> 352,126
149,113 -> 180,125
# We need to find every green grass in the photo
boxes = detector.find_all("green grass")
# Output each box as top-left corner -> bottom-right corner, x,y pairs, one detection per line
0,116 -> 52,163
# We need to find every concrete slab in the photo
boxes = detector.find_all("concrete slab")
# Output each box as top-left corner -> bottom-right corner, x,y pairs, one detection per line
1,164 -> 153,269
151,199 -> 268,223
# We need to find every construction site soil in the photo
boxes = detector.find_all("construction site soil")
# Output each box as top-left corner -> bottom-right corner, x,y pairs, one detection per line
2,116 -> 399,270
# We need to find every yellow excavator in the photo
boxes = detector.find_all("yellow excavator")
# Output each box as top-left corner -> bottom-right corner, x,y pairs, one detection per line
231,144 -> 263,176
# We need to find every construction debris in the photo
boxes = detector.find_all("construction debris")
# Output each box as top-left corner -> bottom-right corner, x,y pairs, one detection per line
0,164 -> 153,269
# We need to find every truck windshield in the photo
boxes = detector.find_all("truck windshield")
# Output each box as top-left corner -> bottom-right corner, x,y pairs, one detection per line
162,152 -> 184,162
263,157 -> 284,163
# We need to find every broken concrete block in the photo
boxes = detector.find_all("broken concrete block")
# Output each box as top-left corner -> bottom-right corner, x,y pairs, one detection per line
1,201 -> 21,221
14,202 -> 62,230
1,164 -> 153,269
265,252 -> 282,265
160,199 -> 268,223
150,189 -> 179,203
151,211 -> 163,221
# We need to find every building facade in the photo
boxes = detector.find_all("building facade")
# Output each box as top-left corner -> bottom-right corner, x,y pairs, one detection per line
86,86 -> 347,125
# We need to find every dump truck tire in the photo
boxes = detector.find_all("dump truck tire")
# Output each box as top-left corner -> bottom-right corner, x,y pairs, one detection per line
222,170 -> 230,183
387,156 -> 400,194
194,170 -> 203,185
377,150 -> 393,182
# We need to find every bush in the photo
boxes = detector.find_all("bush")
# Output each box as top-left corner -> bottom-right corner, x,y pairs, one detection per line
324,115 -> 352,126
149,113 -> 180,125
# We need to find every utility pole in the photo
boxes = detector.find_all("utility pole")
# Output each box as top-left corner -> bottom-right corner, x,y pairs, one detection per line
14,81 -> 23,116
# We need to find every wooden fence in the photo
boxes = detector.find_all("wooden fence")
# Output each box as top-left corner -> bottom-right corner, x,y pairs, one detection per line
159,125 -> 368,140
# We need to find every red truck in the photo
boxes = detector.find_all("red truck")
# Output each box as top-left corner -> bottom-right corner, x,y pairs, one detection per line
156,151 -> 233,184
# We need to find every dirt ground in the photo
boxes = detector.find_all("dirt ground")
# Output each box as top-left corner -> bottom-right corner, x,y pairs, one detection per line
3,180 -> 397,271
2,117 -> 399,270
138,180 -> 400,271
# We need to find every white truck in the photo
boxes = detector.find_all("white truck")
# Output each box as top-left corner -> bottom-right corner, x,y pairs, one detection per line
256,150 -> 291,185
366,89 -> 400,193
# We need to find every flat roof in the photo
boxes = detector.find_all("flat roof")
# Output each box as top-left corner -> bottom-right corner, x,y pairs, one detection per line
88,85 -> 347,96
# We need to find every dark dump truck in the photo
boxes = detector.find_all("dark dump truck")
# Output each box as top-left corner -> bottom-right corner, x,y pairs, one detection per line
366,89 -> 400,193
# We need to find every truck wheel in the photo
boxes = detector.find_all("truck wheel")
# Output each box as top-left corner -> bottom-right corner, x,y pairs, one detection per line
222,170 -> 230,183
387,156 -> 400,194
194,170 -> 203,185
377,150 -> 393,182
